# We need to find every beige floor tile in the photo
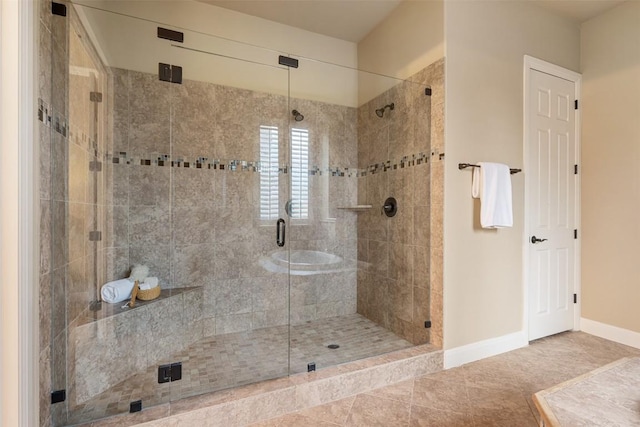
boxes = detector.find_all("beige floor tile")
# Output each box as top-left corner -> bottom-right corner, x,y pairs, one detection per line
345,394 -> 411,427
471,407 -> 539,427
409,404 -> 474,427
297,396 -> 355,425
365,379 -> 414,403
416,365 -> 466,384
412,377 -> 469,412
250,413 -> 342,427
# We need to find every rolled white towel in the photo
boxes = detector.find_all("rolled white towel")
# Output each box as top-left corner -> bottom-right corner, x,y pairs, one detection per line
101,279 -> 135,304
139,277 -> 159,291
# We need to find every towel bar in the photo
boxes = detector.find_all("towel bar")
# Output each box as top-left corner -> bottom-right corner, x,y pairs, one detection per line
458,163 -> 521,175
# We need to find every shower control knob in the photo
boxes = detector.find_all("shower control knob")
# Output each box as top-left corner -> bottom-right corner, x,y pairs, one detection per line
382,197 -> 397,218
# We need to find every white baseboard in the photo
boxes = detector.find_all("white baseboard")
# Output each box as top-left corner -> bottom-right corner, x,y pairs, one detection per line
580,318 -> 640,349
443,331 -> 528,369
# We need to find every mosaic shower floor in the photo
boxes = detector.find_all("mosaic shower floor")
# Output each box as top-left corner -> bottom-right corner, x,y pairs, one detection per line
67,314 -> 414,425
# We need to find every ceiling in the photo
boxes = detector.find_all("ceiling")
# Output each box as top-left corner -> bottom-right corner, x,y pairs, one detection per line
198,0 -> 626,43
199,0 -> 403,42
535,0 -> 625,23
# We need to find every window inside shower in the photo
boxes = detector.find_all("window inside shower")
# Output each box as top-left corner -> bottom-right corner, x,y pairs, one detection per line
290,128 -> 309,220
259,125 -> 279,221
38,3 -> 443,425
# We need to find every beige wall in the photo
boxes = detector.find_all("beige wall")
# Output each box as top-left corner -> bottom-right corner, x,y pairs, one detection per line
581,1 -> 640,333
443,1 -> 580,349
357,0 -> 444,104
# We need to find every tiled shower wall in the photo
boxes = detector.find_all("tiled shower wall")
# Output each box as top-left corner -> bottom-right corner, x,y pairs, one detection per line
106,68 -> 359,333
356,59 -> 444,346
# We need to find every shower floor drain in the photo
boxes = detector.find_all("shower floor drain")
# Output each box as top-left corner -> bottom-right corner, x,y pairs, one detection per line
327,344 -> 340,349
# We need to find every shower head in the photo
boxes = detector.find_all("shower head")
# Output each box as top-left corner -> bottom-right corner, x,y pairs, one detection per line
375,103 -> 395,118
292,109 -> 304,122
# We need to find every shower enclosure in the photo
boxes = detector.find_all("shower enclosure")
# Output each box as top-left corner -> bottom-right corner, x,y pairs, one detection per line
39,3 -> 442,425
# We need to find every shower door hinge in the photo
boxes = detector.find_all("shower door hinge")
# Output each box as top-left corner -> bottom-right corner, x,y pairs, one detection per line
130,400 -> 142,413
89,92 -> 103,102
158,362 -> 182,383
51,2 -> 67,16
89,160 -> 102,172
425,87 -> 432,96
51,389 -> 66,404
158,63 -> 183,84
157,27 -> 184,43
89,231 -> 102,242
278,55 -> 299,68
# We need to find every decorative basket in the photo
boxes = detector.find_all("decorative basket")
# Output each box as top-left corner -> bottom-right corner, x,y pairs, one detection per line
136,285 -> 161,301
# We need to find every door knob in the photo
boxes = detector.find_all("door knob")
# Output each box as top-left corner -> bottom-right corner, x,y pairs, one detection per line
530,236 -> 548,244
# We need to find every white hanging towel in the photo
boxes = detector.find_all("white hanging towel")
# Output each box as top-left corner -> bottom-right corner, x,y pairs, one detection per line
472,162 -> 513,228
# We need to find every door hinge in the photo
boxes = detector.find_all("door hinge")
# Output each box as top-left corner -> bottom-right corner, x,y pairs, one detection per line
278,55 -> 299,68
574,164 -> 578,174
575,100 -> 579,110
574,229 -> 578,239
158,63 -> 182,84
573,293 -> 577,304
424,320 -> 432,329
130,400 -> 142,413
89,231 -> 102,242
51,2 -> 67,16
425,87 -> 432,96
157,27 -> 184,43
51,389 -> 66,404
158,362 -> 182,383
89,92 -> 103,103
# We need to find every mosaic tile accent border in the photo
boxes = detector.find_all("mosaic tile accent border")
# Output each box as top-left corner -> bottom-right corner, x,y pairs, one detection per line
38,98 -> 53,128
107,151 -> 442,177
38,99 -> 98,154
38,100 -> 68,137
69,124 -> 99,156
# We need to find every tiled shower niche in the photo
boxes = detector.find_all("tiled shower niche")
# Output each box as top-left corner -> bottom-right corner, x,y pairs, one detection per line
38,3 -> 443,426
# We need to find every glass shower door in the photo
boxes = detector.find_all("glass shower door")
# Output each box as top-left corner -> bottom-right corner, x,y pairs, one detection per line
167,36 -> 292,402
287,57 -> 434,374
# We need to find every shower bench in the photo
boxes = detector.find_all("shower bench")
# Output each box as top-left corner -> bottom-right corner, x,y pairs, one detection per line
70,286 -> 204,405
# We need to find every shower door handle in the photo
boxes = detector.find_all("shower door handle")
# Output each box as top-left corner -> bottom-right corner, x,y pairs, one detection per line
276,218 -> 286,247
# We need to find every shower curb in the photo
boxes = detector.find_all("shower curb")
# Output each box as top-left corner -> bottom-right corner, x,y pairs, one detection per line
83,345 -> 443,427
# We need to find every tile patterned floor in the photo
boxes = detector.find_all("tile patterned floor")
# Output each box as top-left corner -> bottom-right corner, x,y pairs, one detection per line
250,332 -> 640,427
67,314 -> 413,425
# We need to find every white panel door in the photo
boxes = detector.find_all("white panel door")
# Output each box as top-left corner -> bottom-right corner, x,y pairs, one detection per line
528,69 -> 577,341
